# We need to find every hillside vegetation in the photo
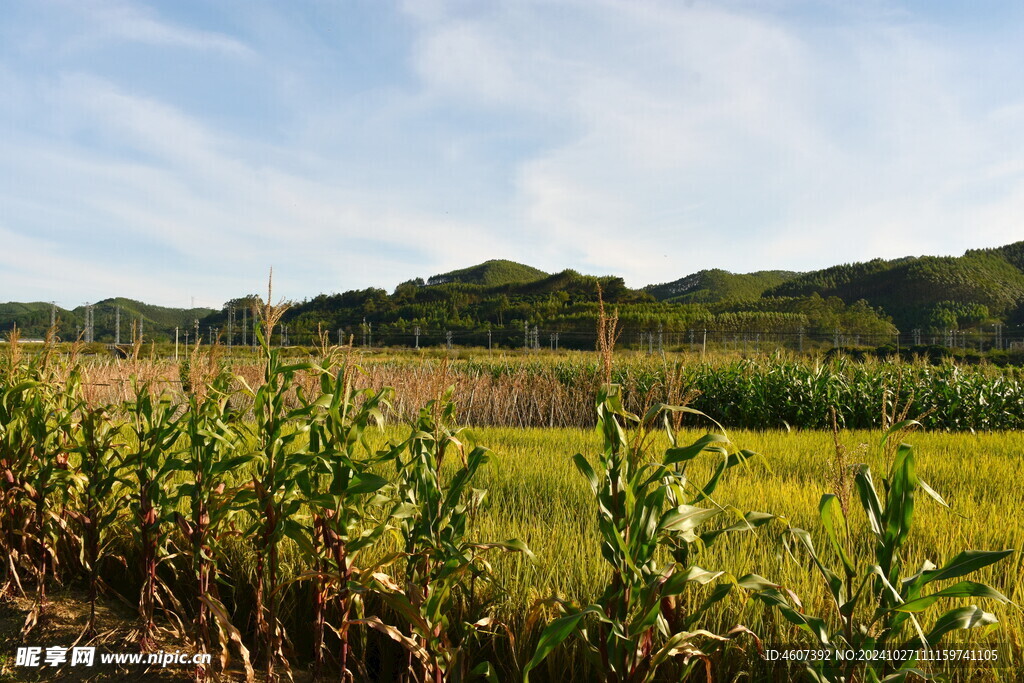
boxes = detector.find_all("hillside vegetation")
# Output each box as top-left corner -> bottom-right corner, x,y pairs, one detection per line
646,269 -> 798,303
3,241 -> 1023,346
425,259 -> 548,286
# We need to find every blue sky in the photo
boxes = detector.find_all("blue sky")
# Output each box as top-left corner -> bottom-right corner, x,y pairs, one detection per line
2,0 -> 1024,308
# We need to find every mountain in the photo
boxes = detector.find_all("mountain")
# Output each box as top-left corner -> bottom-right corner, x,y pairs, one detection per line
93,297 -> 216,331
765,242 -> 1024,329
0,298 -> 216,342
3,242 -> 1023,346
0,302 -> 75,338
646,269 -> 799,303
426,260 -> 548,287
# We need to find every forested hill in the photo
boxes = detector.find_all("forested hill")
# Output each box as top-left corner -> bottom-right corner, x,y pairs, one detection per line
2,242 -> 1023,345
765,241 -> 1024,330
0,298 -> 214,341
424,259 -> 548,286
645,269 -> 799,303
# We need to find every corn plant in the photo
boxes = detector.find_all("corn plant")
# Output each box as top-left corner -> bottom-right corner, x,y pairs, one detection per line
365,388 -> 531,682
69,404 -> 126,636
241,325 -> 316,680
0,364 -> 80,632
524,385 -> 774,682
0,373 -> 31,598
300,360 -> 394,680
174,370 -> 254,679
751,424 -> 1014,681
123,381 -> 182,651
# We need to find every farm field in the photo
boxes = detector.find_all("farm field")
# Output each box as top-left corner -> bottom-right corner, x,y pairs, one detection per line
0,334 -> 1021,682
465,425 -> 1024,681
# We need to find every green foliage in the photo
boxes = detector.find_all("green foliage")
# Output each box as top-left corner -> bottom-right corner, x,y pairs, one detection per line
752,427 -> 1013,681
523,386 -> 774,682
173,371 -> 254,676
71,403 -> 127,635
123,381 -> 181,648
427,259 -> 549,287
768,241 -> 1024,329
647,269 -> 799,303
241,325 -> 316,679
300,359 -> 395,679
367,388 -> 531,682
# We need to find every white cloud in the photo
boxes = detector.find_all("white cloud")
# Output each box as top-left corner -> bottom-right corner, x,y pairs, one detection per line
403,0 -> 1024,284
4,0 -> 1024,308
60,0 -> 252,57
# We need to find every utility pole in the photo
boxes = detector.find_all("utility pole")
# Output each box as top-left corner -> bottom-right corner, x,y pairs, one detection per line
227,306 -> 234,349
175,327 -> 179,361
446,330 -> 452,351
115,306 -> 121,345
242,308 -> 248,347
84,303 -> 94,343
487,329 -> 492,352
415,325 -> 421,349
524,321 -> 529,351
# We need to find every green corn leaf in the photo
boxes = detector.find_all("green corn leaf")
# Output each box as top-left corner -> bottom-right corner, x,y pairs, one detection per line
903,605 -> 998,649
347,472 -> 389,495
522,606 -> 606,682
658,505 -> 722,537
819,494 -> 855,577
664,433 -> 729,466
854,466 -> 884,538
884,444 -> 917,549
919,549 -> 1013,585
892,581 -> 1011,613
572,453 -> 599,494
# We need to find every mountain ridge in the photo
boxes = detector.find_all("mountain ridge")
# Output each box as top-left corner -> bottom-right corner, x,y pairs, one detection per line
3,240 -> 1022,343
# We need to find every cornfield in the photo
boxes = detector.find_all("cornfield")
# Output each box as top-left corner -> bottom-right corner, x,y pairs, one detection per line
0,329 -> 1018,681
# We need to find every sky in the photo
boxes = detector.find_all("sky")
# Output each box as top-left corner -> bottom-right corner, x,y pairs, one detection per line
2,0 -> 1024,308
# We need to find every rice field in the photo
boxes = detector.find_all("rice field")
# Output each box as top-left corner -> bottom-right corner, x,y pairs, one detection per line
465,425 -> 1024,681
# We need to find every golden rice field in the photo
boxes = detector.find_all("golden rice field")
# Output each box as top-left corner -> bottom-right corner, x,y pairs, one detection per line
460,426 -> 1024,681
